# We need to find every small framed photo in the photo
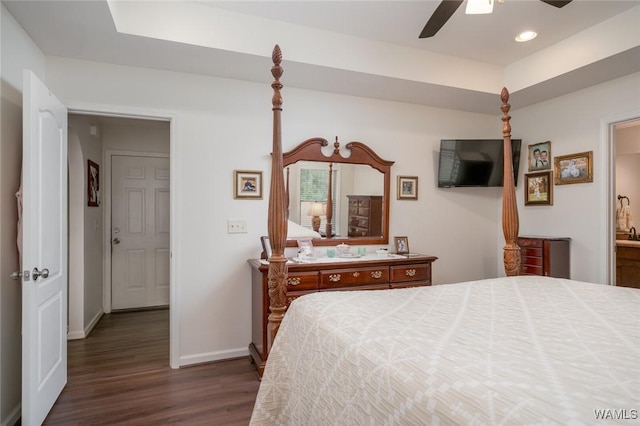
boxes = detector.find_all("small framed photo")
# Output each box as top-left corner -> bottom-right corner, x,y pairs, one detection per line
234,170 -> 263,199
528,141 -> 551,171
260,236 -> 272,260
394,236 -> 410,254
525,171 -> 553,206
397,176 -> 418,200
88,159 -> 100,207
554,151 -> 593,185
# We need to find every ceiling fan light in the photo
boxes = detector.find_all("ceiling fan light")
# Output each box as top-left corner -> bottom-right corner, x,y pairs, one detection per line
466,0 -> 494,15
515,30 -> 538,42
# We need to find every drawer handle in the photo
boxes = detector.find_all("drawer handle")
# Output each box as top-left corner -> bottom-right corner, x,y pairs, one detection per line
405,269 -> 416,277
287,277 -> 301,286
329,274 -> 341,282
371,271 -> 382,279
352,272 -> 360,278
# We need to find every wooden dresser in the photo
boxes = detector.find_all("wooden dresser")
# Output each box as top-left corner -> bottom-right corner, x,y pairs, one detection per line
517,236 -> 570,278
248,254 -> 437,376
347,195 -> 383,237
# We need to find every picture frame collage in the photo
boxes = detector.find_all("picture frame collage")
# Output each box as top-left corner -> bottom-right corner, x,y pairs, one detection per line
525,141 -> 593,206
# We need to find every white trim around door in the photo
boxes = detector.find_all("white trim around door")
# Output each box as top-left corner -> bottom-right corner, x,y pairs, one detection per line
67,102 -> 181,369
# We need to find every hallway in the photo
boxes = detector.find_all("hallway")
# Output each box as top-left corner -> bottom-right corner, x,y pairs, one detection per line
43,310 -> 259,425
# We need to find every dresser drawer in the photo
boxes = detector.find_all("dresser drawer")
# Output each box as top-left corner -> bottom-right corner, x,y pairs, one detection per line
521,256 -> 543,267
286,290 -> 316,308
348,227 -> 369,237
320,266 -> 389,289
357,198 -> 370,207
390,280 -> 431,289
521,265 -> 543,275
358,207 -> 370,216
390,263 -> 430,283
286,271 -> 319,291
518,238 -> 543,248
520,247 -> 543,258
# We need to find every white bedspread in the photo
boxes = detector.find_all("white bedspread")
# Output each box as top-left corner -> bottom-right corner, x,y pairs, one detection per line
250,276 -> 640,425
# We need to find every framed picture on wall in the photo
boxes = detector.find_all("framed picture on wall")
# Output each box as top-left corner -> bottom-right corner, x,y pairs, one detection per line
234,170 -> 263,199
88,159 -> 100,207
524,171 -> 553,206
554,151 -> 593,185
397,176 -> 418,200
527,141 -> 551,171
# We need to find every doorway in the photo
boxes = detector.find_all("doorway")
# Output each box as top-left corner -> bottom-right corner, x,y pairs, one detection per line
605,115 -> 640,285
612,119 -> 640,286
67,113 -> 174,360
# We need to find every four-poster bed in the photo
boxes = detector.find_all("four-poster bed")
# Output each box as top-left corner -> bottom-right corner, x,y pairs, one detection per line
253,45 -> 639,424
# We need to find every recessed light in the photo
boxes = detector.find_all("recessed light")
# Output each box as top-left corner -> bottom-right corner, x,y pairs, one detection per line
515,31 -> 537,42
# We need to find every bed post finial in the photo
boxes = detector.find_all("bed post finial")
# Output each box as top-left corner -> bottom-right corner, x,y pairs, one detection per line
501,87 -> 521,276
267,44 -> 288,354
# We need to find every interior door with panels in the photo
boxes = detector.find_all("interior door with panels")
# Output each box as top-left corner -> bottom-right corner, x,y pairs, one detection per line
111,155 -> 170,309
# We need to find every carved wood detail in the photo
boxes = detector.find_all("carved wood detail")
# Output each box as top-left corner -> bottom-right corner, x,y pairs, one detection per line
266,45 -> 288,353
501,87 -> 521,276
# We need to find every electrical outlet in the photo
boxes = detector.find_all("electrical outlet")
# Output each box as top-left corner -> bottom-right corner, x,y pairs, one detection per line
227,220 -> 248,234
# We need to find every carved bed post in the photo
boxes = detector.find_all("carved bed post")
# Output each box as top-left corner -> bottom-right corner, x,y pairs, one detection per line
501,87 -> 521,276
267,45 -> 288,354
325,163 -> 333,238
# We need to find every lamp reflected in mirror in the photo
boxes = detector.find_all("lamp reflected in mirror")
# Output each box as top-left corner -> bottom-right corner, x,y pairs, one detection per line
307,202 -> 324,233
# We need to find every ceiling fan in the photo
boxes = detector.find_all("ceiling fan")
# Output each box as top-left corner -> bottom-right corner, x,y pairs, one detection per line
419,0 -> 573,38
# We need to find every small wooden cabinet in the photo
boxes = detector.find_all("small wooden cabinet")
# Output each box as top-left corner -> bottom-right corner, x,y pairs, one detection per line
347,195 -> 383,237
616,244 -> 640,289
248,254 -> 437,376
518,236 -> 570,278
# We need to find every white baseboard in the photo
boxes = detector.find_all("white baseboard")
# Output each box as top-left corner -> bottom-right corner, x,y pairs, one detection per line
67,309 -> 104,340
1,403 -> 21,426
179,347 -> 249,367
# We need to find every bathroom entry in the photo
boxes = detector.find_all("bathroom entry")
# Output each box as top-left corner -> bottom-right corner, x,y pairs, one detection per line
614,119 -> 640,287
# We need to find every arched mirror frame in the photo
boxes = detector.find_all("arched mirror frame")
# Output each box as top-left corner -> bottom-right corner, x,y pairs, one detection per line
283,137 -> 394,247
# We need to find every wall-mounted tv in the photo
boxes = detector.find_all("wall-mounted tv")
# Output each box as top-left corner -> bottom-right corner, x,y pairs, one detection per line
437,139 -> 521,188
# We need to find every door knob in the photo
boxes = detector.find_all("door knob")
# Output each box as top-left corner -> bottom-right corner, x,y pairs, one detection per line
113,238 -> 120,245
32,267 -> 49,281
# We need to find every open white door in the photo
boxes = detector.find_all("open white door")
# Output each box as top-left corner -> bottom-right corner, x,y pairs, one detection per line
21,70 -> 68,426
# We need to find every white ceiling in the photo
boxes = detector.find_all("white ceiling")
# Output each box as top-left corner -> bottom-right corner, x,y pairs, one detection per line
3,0 -> 640,114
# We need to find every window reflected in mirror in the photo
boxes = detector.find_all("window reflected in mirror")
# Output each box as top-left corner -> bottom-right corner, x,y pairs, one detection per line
286,161 -> 384,239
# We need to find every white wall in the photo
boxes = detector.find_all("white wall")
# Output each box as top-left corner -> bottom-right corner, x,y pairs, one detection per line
0,4 -> 46,425
67,115 -> 104,337
102,118 -> 169,153
43,56 -> 503,364
509,72 -> 640,283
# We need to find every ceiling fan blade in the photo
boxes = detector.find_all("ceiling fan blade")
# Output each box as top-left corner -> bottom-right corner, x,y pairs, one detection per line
539,0 -> 573,8
419,0 -> 464,39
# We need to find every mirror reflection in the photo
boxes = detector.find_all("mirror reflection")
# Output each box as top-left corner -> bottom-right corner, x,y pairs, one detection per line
286,161 -> 384,239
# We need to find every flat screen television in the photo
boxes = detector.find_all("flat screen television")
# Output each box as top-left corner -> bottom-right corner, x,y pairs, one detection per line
437,139 -> 521,188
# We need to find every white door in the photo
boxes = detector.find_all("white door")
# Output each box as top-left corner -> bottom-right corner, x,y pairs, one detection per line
21,70 -> 68,426
111,155 -> 170,310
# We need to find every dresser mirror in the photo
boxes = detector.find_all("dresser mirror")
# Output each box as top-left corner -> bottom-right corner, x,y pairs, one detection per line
283,137 -> 394,247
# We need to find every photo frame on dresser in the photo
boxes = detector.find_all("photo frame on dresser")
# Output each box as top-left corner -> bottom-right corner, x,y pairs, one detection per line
260,236 -> 272,260
394,236 -> 410,254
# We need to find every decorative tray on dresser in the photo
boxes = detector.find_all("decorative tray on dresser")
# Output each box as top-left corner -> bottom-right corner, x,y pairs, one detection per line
247,254 -> 438,377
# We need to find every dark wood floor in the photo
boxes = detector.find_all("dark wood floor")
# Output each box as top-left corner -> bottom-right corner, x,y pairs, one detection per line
44,309 -> 260,425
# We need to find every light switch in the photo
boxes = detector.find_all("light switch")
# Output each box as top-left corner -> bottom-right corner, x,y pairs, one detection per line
228,220 -> 248,234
